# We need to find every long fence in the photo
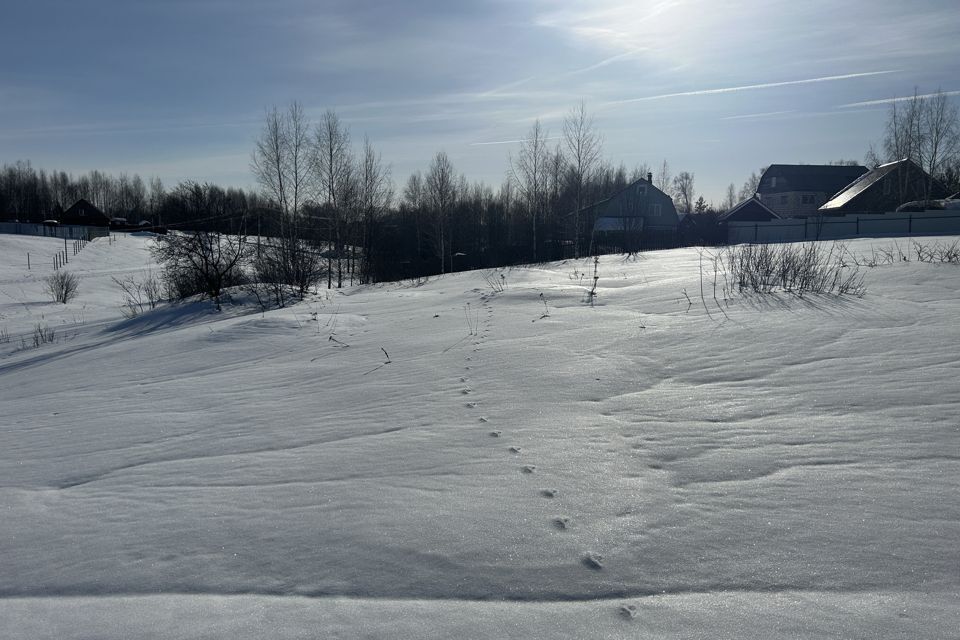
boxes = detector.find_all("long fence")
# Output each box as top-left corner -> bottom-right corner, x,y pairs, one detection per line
727,210 -> 960,244
0,222 -> 110,240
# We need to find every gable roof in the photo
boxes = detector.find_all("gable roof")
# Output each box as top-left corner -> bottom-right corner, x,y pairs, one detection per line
576,177 -> 669,215
818,158 -> 931,211
63,198 -> 106,217
758,164 -> 868,196
719,196 -> 780,221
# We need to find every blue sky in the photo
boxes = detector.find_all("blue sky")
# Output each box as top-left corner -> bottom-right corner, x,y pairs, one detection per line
2,0 -> 958,204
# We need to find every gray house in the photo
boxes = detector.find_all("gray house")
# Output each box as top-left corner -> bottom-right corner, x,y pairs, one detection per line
819,159 -> 951,214
757,164 -> 868,217
583,174 -> 679,253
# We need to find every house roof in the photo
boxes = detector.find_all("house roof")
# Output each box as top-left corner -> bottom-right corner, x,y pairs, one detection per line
63,198 -> 106,217
758,164 -> 868,196
718,196 -> 780,221
575,177 -> 666,215
818,159 -> 917,211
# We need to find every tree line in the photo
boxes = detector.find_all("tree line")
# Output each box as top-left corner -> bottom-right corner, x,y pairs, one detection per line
0,160 -> 272,228
5,91 -> 958,296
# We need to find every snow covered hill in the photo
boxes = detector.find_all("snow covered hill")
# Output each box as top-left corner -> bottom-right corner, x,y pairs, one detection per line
1,233 -> 957,639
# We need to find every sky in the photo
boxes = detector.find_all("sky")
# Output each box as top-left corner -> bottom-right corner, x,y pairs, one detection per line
2,0 -> 959,205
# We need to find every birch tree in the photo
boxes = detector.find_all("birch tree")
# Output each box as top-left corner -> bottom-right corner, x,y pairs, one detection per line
563,102 -> 602,257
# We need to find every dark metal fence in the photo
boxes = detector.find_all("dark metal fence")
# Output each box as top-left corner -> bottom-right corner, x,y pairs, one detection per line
727,210 -> 960,244
0,222 -> 110,241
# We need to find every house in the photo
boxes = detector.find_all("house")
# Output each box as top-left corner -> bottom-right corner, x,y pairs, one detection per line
61,199 -> 110,226
819,159 -> 951,214
757,164 -> 868,217
583,173 -> 679,252
719,196 -> 781,223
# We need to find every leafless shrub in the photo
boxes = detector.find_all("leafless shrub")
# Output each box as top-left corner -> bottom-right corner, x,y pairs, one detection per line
44,271 -> 80,303
482,270 -> 506,293
852,240 -> 960,267
718,242 -> 865,297
913,240 -> 960,264
252,234 -> 326,307
153,230 -> 248,309
0,327 -> 9,343
32,323 -> 56,346
585,256 -> 599,305
113,272 -> 163,318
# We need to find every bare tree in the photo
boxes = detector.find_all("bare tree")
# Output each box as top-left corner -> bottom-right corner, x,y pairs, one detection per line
723,183 -> 737,210
511,120 -> 550,261
879,89 -> 959,202
629,162 -> 652,183
425,151 -> 457,273
148,176 -> 165,225
546,142 -> 566,241
883,91 -> 924,202
655,159 -> 672,193
920,90 -> 959,200
250,103 -> 322,299
357,136 -> 392,282
672,171 -> 695,213
562,102 -> 602,257
152,182 -> 248,309
314,109 -> 354,287
738,169 -> 763,201
403,171 -> 427,257
251,102 -> 313,220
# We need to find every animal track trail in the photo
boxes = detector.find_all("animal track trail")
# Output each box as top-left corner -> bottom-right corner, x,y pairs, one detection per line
581,553 -> 604,570
619,604 -> 638,619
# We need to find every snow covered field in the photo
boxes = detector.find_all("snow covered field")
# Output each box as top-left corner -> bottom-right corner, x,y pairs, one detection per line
1,233 -> 957,639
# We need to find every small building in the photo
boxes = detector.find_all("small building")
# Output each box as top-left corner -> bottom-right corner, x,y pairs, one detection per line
757,164 -> 868,217
61,199 -> 110,226
719,196 -> 781,223
583,174 -> 679,253
819,159 -> 951,214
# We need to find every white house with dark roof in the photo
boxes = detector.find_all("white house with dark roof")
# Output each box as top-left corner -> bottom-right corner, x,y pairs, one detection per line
757,164 -> 868,218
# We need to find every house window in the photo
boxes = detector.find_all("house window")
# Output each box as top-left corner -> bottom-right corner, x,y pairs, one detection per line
770,177 -> 777,188
780,195 -> 788,205
649,203 -> 661,217
636,185 -> 647,196
801,194 -> 815,205
883,178 -> 891,195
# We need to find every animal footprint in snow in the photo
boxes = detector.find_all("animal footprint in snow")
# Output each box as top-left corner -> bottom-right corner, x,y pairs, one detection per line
465,401 -> 477,408
478,417 -> 489,423
521,465 -> 536,474
461,388 -> 471,395
489,430 -> 502,437
540,488 -> 558,498
460,377 -> 468,383
619,604 -> 638,619
508,446 -> 522,454
582,552 -> 604,570
552,517 -> 570,530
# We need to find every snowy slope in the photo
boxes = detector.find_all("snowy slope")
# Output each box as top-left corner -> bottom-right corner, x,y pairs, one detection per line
0,234 -> 957,639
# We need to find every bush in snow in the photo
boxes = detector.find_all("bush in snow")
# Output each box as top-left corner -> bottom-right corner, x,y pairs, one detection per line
44,271 -> 80,303
718,242 -> 865,297
153,230 -> 248,309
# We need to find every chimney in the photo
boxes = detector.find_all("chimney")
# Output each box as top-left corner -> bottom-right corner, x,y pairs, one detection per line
647,172 -> 653,183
